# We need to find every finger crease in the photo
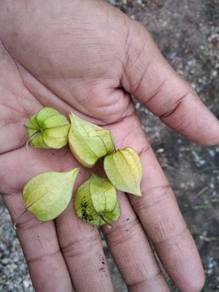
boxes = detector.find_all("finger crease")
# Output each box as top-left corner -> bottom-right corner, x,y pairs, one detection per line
138,144 -> 152,157
131,185 -> 171,211
61,233 -> 99,258
143,79 -> 167,105
155,226 -> 189,244
132,61 -> 152,95
104,218 -> 139,246
128,271 -> 163,288
15,215 -> 43,232
26,249 -> 60,265
159,92 -> 190,120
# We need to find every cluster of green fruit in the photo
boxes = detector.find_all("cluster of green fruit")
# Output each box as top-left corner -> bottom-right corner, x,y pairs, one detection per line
23,107 -> 142,226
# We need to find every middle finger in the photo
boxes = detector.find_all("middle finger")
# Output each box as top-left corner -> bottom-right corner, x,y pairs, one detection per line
56,200 -> 114,292
102,192 -> 169,292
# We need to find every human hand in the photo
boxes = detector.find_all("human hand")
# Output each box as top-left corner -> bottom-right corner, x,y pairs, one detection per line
0,1 -> 218,291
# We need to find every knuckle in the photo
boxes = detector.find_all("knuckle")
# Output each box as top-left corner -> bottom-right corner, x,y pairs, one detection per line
60,233 -> 100,258
131,184 -> 171,211
128,271 -> 167,291
26,249 -> 60,265
14,209 -> 43,232
159,91 -> 191,120
103,217 -> 139,247
155,225 -> 189,245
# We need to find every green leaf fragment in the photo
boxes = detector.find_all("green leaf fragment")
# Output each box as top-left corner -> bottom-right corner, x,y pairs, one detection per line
74,174 -> 120,226
68,113 -> 115,168
22,169 -> 79,221
104,147 -> 142,196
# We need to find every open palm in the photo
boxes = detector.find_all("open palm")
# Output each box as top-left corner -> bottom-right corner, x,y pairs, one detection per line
0,1 -> 219,291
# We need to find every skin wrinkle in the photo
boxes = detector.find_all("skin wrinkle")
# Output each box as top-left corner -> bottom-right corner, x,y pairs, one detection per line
135,194 -> 187,243
18,62 -> 76,115
102,193 -> 165,287
89,90 -> 132,122
122,23 -> 154,94
15,64 -> 84,117
0,39 -> 40,115
5,194 -> 43,231
164,109 -> 195,135
0,41 -> 42,154
2,88 -> 37,117
131,185 -> 172,211
61,233 -> 100,258
154,226 -> 188,245
128,271 -> 164,288
119,117 -> 140,146
131,60 -> 152,96
0,54 -> 132,159
0,41 -> 92,123
0,146 -> 77,194
0,100 -> 28,117
0,117 -> 26,131
0,135 -> 26,156
14,60 -> 42,111
103,105 -> 134,129
0,8 -> 131,125
124,27 -> 131,64
4,192 -> 73,291
25,248 -> 61,265
62,78 -> 131,124
14,211 -> 43,232
18,62 -> 131,126
104,218 -> 139,246
143,79 -> 167,106
1,14 -> 126,125
137,144 -> 151,157
125,25 -> 148,70
159,92 -> 191,119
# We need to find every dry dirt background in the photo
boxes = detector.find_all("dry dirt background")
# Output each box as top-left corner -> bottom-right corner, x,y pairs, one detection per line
0,0 -> 219,291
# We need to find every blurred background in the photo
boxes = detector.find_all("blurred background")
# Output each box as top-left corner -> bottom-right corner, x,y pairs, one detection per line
0,0 -> 218,291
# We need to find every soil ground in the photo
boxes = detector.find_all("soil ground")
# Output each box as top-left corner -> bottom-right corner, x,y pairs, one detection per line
0,0 -> 219,291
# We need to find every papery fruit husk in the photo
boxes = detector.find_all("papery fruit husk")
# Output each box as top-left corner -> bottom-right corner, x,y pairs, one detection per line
104,147 -> 142,196
22,169 -> 79,221
74,174 -> 120,226
68,113 -> 115,168
25,107 -> 70,149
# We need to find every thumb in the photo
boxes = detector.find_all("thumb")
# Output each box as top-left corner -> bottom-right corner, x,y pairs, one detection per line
121,20 -> 219,145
